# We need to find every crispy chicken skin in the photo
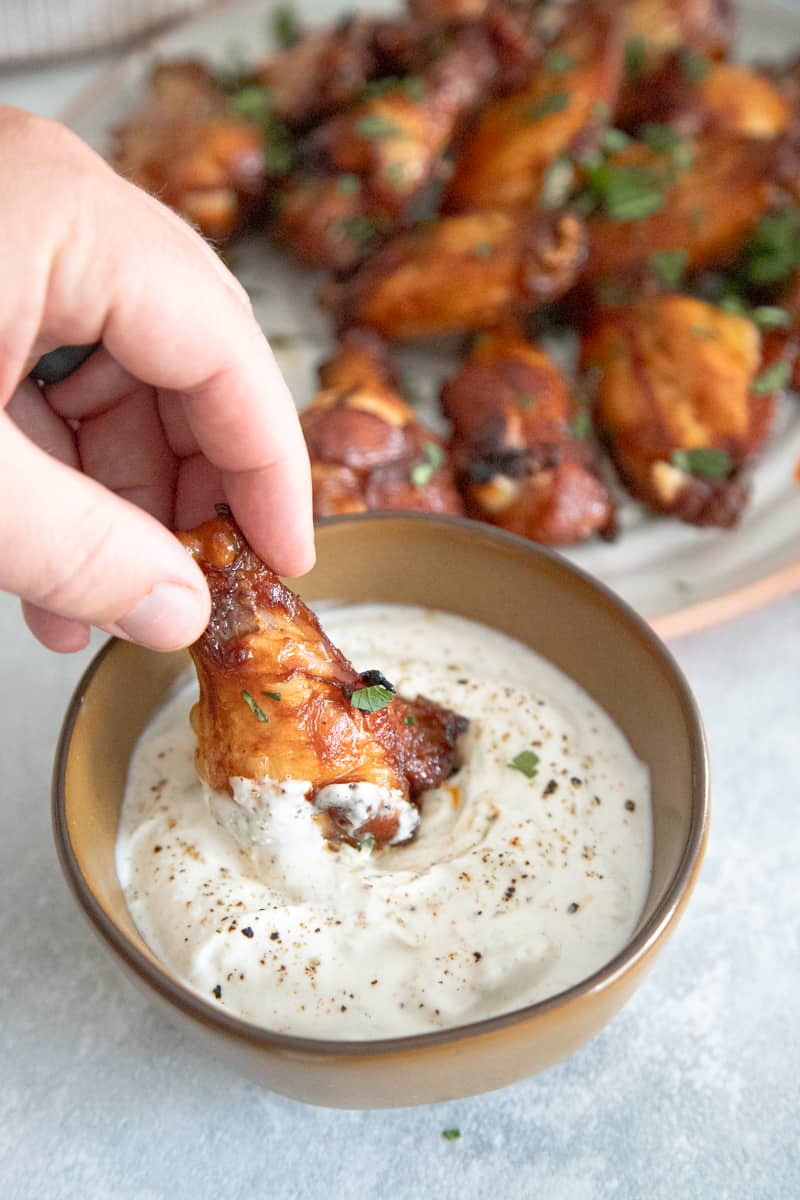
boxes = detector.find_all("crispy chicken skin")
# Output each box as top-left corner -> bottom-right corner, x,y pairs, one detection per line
443,5 -> 623,213
441,328 -> 614,544
619,59 -> 790,138
581,295 -> 777,527
582,135 -> 776,292
248,17 -> 381,129
302,331 -> 463,516
110,62 -> 267,240
178,512 -> 467,847
322,210 -> 586,340
274,174 -> 389,272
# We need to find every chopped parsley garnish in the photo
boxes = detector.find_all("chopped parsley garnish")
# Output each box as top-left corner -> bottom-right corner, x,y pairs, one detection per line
334,215 -> 382,246
231,87 -> 294,176
624,35 -> 647,80
242,690 -> 268,722
750,306 -> 790,329
602,127 -> 632,153
544,49 -> 573,73
753,360 -> 792,394
584,161 -> 666,222
540,156 -> 574,209
356,114 -> 403,140
411,442 -> 444,487
263,691 -> 281,701
472,241 -> 493,259
670,447 -> 732,478
524,91 -> 570,122
508,750 -> 540,778
232,85 -> 274,122
649,248 -> 688,288
272,3 -> 301,48
517,393 -> 537,410
386,162 -> 407,190
350,685 -> 395,713
571,408 -> 592,440
639,123 -> 693,172
336,173 -> 361,195
363,75 -> 424,102
404,715 -> 417,726
359,834 -> 377,855
441,1129 -> 461,1142
741,209 -> 800,288
680,49 -> 711,82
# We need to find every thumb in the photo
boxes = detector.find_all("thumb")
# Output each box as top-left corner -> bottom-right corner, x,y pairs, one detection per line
0,415 -> 209,650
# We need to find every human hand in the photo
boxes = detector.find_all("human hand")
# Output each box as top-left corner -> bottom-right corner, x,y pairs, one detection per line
0,104 -> 314,653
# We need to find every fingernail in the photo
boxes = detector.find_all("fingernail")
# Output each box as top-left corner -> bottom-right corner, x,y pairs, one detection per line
111,583 -> 206,651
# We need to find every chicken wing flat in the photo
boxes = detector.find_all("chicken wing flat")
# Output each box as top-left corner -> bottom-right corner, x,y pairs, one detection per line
443,5 -> 623,214
178,511 -> 467,847
581,134 -> 776,294
441,327 -> 615,544
302,330 -> 463,516
321,210 -> 586,340
110,62 -> 269,240
581,295 -> 780,526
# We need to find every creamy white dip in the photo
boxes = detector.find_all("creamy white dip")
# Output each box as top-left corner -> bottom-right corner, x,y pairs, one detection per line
117,605 -> 651,1039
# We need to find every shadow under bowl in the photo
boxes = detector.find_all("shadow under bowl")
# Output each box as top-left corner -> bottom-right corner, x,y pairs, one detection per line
53,513 -> 709,1109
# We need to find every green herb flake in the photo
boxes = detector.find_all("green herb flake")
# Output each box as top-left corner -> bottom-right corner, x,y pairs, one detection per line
690,325 -> 717,339
404,715 -> 417,726
602,127 -> 632,153
472,241 -> 493,259
624,35 -> 647,80
525,91 -> 570,122
363,75 -> 424,101
517,393 -> 537,410
753,361 -> 792,394
571,408 -> 592,440
649,248 -> 688,288
640,123 -> 693,172
356,114 -> 403,140
350,685 -> 395,713
442,1129 -> 461,1142
272,4 -> 301,49
262,691 -> 281,702
359,833 -> 377,855
509,750 -> 540,779
337,173 -> 361,195
670,447 -> 732,478
334,215 -> 381,246
592,100 -> 611,124
540,156 -> 574,209
386,161 -> 407,190
750,306 -> 790,330
681,49 -> 711,83
585,162 -> 666,223
232,85 -> 273,122
545,49 -> 573,73
742,209 -> 800,288
242,690 -> 268,722
411,442 -> 444,487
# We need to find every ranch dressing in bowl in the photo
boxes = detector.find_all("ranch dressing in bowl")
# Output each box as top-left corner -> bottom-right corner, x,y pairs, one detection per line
117,605 -> 651,1039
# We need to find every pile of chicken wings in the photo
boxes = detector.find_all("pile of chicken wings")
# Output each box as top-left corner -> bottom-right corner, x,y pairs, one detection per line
111,0 -> 800,544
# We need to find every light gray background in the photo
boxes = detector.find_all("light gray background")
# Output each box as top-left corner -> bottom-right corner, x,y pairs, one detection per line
1,49 -> 799,1200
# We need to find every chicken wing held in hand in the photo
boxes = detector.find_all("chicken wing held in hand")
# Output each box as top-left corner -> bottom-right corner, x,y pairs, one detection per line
582,295 -> 781,527
442,327 -> 615,545
178,512 -> 467,848
303,330 -> 464,517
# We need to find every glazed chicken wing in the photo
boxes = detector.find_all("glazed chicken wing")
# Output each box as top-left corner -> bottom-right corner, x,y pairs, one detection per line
443,4 -> 623,214
441,327 -> 615,544
581,295 -> 781,526
302,330 -> 463,516
322,210 -> 586,340
179,512 -> 467,848
110,61 -> 269,239
581,134 -> 777,295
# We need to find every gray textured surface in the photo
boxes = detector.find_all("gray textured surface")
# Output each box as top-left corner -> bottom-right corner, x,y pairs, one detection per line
2,584 -> 799,1200
2,42 -> 800,1200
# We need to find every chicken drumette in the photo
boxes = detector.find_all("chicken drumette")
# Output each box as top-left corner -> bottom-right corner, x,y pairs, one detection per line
179,511 -> 468,848
442,327 -> 615,544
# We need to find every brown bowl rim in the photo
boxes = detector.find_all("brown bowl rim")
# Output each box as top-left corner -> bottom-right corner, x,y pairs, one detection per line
52,512 -> 709,1057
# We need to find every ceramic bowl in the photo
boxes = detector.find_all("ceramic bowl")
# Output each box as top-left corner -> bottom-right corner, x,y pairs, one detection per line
52,514 -> 709,1109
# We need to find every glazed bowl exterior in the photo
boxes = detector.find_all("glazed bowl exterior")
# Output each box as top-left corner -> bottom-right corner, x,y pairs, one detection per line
53,514 -> 709,1108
